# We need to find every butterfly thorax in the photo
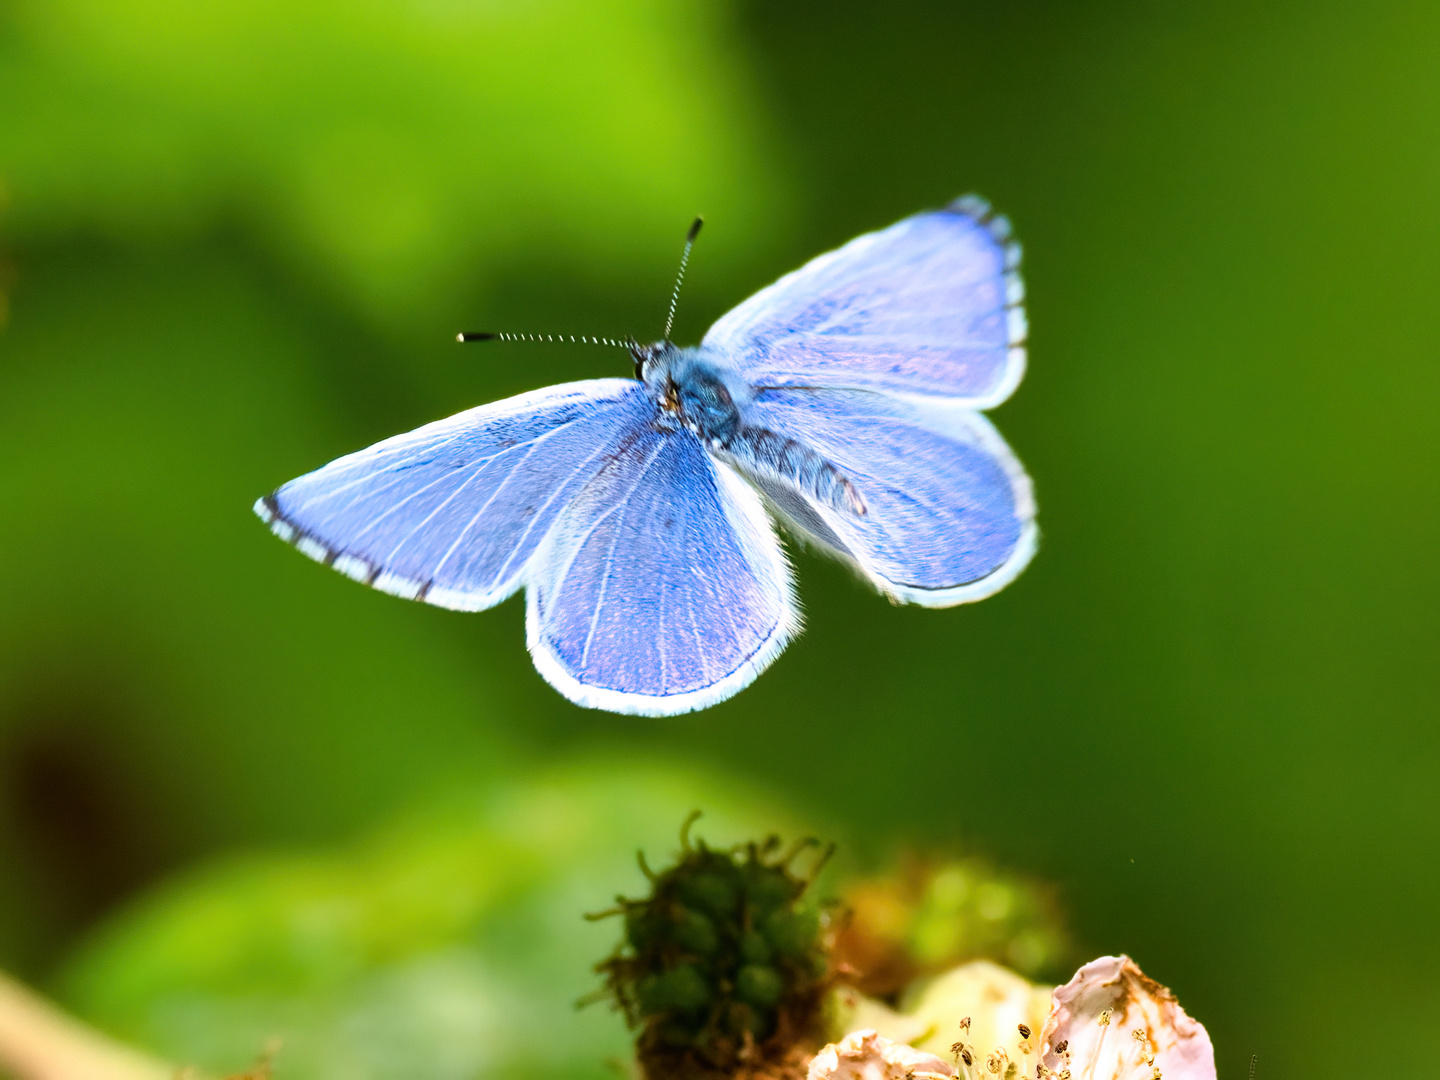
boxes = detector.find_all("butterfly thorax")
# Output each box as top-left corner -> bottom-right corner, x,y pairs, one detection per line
634,342 -> 866,517
636,343 -> 751,446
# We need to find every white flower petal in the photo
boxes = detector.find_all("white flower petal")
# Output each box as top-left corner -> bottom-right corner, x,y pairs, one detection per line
808,1029 -> 955,1080
1040,956 -> 1215,1080
901,959 -> 1052,1066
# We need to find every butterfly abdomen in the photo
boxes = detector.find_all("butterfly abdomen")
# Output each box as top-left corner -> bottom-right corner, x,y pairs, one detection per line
717,426 -> 866,517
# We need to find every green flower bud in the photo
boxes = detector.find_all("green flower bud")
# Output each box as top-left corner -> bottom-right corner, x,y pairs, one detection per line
625,907 -> 661,952
740,928 -> 772,964
672,905 -> 720,955
762,905 -> 820,958
735,963 -> 784,1008
676,863 -> 741,919
744,865 -> 797,915
636,964 -> 709,1015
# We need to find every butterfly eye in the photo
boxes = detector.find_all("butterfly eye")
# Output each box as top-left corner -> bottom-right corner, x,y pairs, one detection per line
631,341 -> 659,380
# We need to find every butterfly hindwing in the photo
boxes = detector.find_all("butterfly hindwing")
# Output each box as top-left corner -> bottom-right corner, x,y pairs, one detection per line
703,196 -> 1025,407
526,421 -> 797,716
743,388 -> 1036,606
255,379 -> 649,611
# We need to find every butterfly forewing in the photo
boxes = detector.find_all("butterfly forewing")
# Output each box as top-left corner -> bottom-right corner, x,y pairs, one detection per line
255,379 -> 647,611
703,198 -> 1025,407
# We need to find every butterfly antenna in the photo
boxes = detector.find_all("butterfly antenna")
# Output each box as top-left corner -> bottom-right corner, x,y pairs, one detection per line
663,216 -> 704,343
456,331 -> 631,348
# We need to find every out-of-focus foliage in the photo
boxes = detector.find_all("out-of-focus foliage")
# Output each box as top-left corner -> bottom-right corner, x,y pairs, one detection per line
56,758 -> 815,1080
831,857 -> 1069,997
0,0 -> 783,330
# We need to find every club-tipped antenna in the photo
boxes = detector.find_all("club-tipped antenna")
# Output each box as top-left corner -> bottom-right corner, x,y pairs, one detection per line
456,331 -> 630,348
663,216 -> 704,343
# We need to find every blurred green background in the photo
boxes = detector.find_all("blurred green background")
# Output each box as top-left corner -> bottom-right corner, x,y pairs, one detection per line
1,1 -> 1437,1077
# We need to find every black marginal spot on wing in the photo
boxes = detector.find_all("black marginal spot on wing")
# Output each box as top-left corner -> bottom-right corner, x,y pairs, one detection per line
940,194 -> 1026,345
261,492 -> 421,597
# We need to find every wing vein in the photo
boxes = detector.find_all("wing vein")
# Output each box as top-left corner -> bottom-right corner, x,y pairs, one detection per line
424,419 -> 588,580
576,439 -> 668,669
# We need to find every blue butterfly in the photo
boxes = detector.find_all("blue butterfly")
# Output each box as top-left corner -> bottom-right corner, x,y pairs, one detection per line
256,196 -> 1036,715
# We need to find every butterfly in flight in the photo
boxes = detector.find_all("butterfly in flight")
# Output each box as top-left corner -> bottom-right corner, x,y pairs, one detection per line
256,196 -> 1036,715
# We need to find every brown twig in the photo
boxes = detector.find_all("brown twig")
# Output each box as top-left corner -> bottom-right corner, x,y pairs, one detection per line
0,971 -> 173,1080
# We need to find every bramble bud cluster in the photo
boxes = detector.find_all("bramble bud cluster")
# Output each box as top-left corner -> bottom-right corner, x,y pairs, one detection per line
593,816 -> 832,1080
